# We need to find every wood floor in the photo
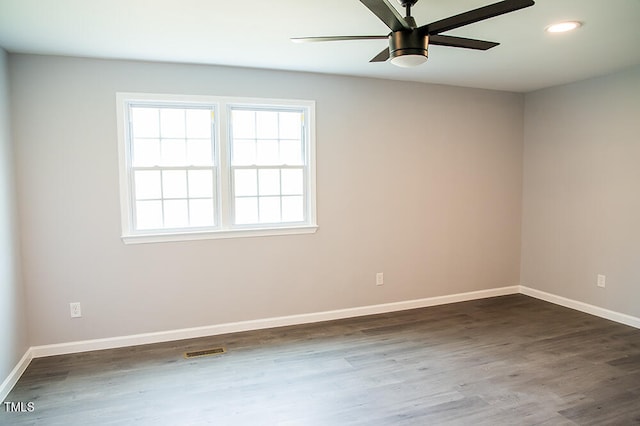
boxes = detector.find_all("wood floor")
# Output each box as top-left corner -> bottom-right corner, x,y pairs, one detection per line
3,295 -> 640,425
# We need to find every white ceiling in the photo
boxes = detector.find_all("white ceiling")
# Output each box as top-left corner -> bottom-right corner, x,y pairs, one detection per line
1,0 -> 639,92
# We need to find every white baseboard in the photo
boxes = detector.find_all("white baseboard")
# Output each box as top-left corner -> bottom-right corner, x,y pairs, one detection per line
30,285 -> 520,358
0,348 -> 33,403
520,285 -> 640,329
8,284 -> 638,401
3,286 -> 514,398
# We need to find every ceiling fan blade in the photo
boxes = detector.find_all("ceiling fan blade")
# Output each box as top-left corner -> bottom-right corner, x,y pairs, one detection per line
370,47 -> 390,62
291,35 -> 388,43
421,0 -> 535,35
429,34 -> 499,50
360,0 -> 411,32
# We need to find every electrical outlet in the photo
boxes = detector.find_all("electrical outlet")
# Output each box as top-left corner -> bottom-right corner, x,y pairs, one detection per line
376,272 -> 384,286
597,274 -> 606,288
70,302 -> 82,318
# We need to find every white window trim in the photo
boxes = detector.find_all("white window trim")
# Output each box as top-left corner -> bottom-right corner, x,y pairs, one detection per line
116,92 -> 318,244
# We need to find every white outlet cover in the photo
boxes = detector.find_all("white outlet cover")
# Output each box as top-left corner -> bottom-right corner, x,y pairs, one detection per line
70,302 -> 82,318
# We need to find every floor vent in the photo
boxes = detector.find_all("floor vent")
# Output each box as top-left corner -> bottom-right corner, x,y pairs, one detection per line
184,347 -> 226,359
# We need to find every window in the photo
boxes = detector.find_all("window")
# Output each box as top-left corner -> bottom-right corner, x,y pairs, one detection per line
117,93 -> 316,243
128,105 -> 217,231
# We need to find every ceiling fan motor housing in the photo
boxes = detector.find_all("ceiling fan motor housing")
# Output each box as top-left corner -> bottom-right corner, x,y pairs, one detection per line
389,31 -> 428,61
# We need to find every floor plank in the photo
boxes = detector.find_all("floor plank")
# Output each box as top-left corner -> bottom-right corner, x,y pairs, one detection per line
2,295 -> 640,425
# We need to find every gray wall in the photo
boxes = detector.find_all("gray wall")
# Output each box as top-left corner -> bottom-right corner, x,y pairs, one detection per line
0,50 -> 28,385
522,64 -> 640,317
9,54 -> 524,346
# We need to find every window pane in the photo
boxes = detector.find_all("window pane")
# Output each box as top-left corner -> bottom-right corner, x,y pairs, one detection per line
160,109 -> 186,138
256,111 -> 278,139
162,170 -> 187,199
161,139 -> 186,165
281,169 -> 303,195
188,170 -> 214,198
134,170 -> 161,200
256,140 -> 279,165
280,139 -> 302,165
133,138 -> 161,167
232,110 -> 255,139
187,139 -> 213,166
279,112 -> 301,140
258,169 -> 280,196
186,109 -> 211,139
235,197 -> 258,224
136,200 -> 162,229
282,196 -> 304,222
164,200 -> 189,228
131,108 -> 159,138
234,169 -> 257,196
259,197 -> 281,223
232,139 -> 256,165
189,199 -> 215,227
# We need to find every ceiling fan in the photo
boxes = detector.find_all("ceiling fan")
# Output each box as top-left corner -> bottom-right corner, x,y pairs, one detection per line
292,0 -> 535,67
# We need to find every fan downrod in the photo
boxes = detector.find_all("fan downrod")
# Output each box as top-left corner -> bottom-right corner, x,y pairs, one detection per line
397,0 -> 419,24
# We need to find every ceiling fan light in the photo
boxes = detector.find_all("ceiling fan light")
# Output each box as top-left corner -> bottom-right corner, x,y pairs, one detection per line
389,31 -> 429,68
390,54 -> 428,68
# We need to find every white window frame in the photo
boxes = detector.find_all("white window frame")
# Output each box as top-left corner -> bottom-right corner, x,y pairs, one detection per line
116,93 -> 317,244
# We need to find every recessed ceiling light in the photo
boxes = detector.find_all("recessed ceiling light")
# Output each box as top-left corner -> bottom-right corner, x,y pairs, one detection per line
546,21 -> 582,33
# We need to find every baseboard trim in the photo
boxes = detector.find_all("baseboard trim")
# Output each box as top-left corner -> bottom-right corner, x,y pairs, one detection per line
0,348 -> 33,403
520,285 -> 640,329
10,284 -> 638,400
30,285 -> 519,358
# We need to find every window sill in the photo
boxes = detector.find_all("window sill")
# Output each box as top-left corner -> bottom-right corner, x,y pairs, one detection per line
121,225 -> 318,244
